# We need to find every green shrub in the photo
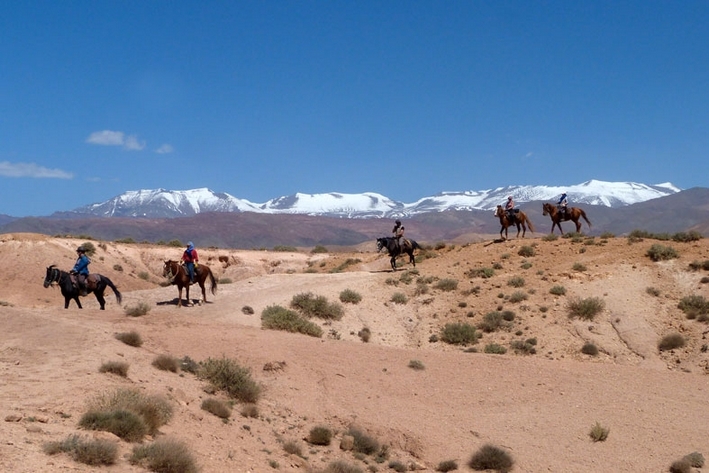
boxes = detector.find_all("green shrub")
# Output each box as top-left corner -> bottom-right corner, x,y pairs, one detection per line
589,422 -> 610,442
434,278 -> 459,291
469,267 -> 495,279
672,231 -> 702,242
567,297 -> 605,321
86,388 -> 172,436
261,305 -> 323,337
510,338 -> 537,355
646,244 -> 679,261
339,289 -> 363,304
290,292 -> 344,320
441,322 -> 478,345
678,295 -> 709,318
484,343 -> 507,354
581,342 -> 599,356
201,398 -> 231,419
115,331 -> 142,347
549,285 -> 566,296
391,292 -> 408,304
508,291 -> 528,303
198,357 -> 261,403
99,361 -> 129,377
125,302 -> 151,317
507,276 -> 525,288
478,311 -> 505,333
273,245 -> 298,252
129,438 -> 198,473
79,410 -> 148,442
468,444 -> 514,472
311,245 -> 328,253
43,434 -> 117,466
308,425 -> 333,446
518,245 -> 535,257
152,354 -> 179,373
572,262 -> 587,272
658,333 -> 685,351
542,234 -> 558,241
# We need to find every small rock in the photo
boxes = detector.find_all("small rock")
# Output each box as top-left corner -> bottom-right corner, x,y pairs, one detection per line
5,414 -> 22,422
340,434 -> 354,451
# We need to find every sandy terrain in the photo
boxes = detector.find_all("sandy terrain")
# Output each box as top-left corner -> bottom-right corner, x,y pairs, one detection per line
1,231 -> 709,472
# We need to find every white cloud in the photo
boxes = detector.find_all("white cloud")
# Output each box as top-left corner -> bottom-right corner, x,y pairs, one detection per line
124,135 -> 146,151
86,130 -> 125,146
86,130 -> 146,150
155,144 -> 174,154
0,161 -> 73,179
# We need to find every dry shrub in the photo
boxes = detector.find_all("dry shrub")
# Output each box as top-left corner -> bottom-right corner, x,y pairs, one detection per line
152,354 -> 180,373
43,434 -> 118,466
408,359 -> 425,370
567,297 -> 605,321
130,438 -> 198,473
468,444 -> 514,472
320,461 -> 364,473
241,305 -> 255,314
99,361 -> 129,377
346,427 -> 380,455
441,322 -> 478,345
199,356 -> 261,403
581,342 -> 599,356
669,459 -> 691,473
683,452 -> 705,467
79,409 -> 147,442
240,403 -> 259,418
589,422 -> 610,442
308,425 -> 333,446
283,439 -> 302,456
436,459 -> 458,472
339,289 -> 362,304
658,333 -> 685,351
358,327 -> 371,342
201,398 -> 231,419
86,388 -> 173,437
261,305 -> 323,338
115,331 -> 142,347
434,278 -> 458,291
124,302 -> 151,317
290,292 -> 344,319
391,292 -> 408,304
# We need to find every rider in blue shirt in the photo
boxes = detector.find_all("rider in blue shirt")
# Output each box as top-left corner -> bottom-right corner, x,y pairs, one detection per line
557,192 -> 569,217
72,246 -> 91,295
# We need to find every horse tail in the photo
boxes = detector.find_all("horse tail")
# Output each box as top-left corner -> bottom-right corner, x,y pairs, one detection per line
580,209 -> 592,228
410,239 -> 421,250
208,268 -> 218,296
525,215 -> 535,233
103,276 -> 122,305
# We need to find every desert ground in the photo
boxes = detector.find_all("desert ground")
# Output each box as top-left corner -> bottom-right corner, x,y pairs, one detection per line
1,230 -> 709,473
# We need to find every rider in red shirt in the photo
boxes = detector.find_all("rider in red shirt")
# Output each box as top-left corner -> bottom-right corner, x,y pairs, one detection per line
182,241 -> 199,284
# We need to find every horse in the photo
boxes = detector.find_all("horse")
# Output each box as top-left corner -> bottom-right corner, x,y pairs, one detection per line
494,205 -> 535,240
162,260 -> 217,307
376,237 -> 421,271
43,265 -> 122,310
542,202 -> 592,234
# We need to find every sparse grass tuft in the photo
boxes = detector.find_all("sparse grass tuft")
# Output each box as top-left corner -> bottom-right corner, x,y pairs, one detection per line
85,388 -> 173,437
124,302 -> 151,317
658,333 -> 685,351
152,354 -> 180,373
484,343 -> 507,354
518,245 -> 535,257
129,438 -> 198,473
283,439 -> 303,456
261,305 -> 323,337
43,434 -> 118,466
115,331 -> 142,347
589,422 -> 610,442
567,297 -> 605,321
99,361 -> 129,377
467,267 -> 495,279
508,291 -> 528,303
346,427 -> 380,455
339,289 -> 363,304
198,357 -> 261,403
468,444 -> 514,472
391,292 -> 408,304
678,295 -> 709,319
542,234 -> 558,241
434,278 -> 459,291
436,459 -> 458,472
507,276 -> 525,288
201,398 -> 231,419
549,285 -> 566,296
441,322 -> 478,345
308,425 -> 333,446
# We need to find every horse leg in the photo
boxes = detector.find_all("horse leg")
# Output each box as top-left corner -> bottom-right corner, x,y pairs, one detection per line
177,286 -> 183,307
390,255 -> 397,271
575,220 -> 582,233
74,296 -> 82,309
199,281 -> 206,304
520,223 -> 525,238
409,249 -> 416,267
95,291 -> 106,310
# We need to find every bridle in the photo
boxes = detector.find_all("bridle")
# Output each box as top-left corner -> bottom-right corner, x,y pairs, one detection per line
163,261 -> 178,283
44,266 -> 61,288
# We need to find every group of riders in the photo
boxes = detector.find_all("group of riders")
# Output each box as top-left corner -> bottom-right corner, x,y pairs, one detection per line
505,192 -> 568,223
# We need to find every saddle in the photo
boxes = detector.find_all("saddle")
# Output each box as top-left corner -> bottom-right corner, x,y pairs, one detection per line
70,273 -> 98,293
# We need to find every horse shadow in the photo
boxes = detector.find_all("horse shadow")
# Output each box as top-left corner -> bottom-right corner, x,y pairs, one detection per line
157,298 -> 211,307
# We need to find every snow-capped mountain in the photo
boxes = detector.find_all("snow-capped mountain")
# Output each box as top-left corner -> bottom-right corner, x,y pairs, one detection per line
70,180 -> 682,219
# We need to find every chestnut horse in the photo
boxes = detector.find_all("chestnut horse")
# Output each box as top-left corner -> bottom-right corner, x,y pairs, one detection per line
494,205 -> 535,240
163,260 -> 217,307
542,203 -> 592,234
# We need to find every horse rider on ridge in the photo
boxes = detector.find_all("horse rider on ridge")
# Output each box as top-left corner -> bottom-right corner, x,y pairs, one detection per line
71,246 -> 91,296
392,219 -> 405,251
505,195 -> 516,222
557,192 -> 569,217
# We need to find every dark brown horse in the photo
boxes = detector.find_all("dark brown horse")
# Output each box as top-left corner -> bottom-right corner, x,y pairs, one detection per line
542,202 -> 592,234
494,205 -> 535,240
377,237 -> 421,271
163,260 -> 217,307
44,265 -> 122,310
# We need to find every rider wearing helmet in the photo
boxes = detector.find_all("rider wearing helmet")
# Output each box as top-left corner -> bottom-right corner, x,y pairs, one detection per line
557,192 -> 569,217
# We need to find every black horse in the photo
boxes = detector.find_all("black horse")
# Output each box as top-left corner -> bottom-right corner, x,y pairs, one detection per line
44,265 -> 122,310
376,237 -> 421,271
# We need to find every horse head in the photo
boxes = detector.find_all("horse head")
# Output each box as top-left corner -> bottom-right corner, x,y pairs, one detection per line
542,203 -> 552,216
494,205 -> 504,217
44,264 -> 59,288
376,238 -> 385,253
163,260 -> 179,281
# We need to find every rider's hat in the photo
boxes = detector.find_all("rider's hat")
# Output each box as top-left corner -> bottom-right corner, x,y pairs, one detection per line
395,220 -> 401,225
508,195 -> 513,199
76,246 -> 85,253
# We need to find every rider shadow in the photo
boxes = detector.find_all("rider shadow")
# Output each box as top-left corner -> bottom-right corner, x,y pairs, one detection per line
484,238 -> 508,246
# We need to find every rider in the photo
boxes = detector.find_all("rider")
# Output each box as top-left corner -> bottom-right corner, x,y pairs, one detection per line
71,246 -> 91,296
392,219 -> 405,251
505,196 -> 515,221
182,241 -> 199,284
557,192 -> 569,217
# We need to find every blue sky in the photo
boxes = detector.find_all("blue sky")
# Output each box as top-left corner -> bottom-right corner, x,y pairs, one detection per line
2,1 -> 708,216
